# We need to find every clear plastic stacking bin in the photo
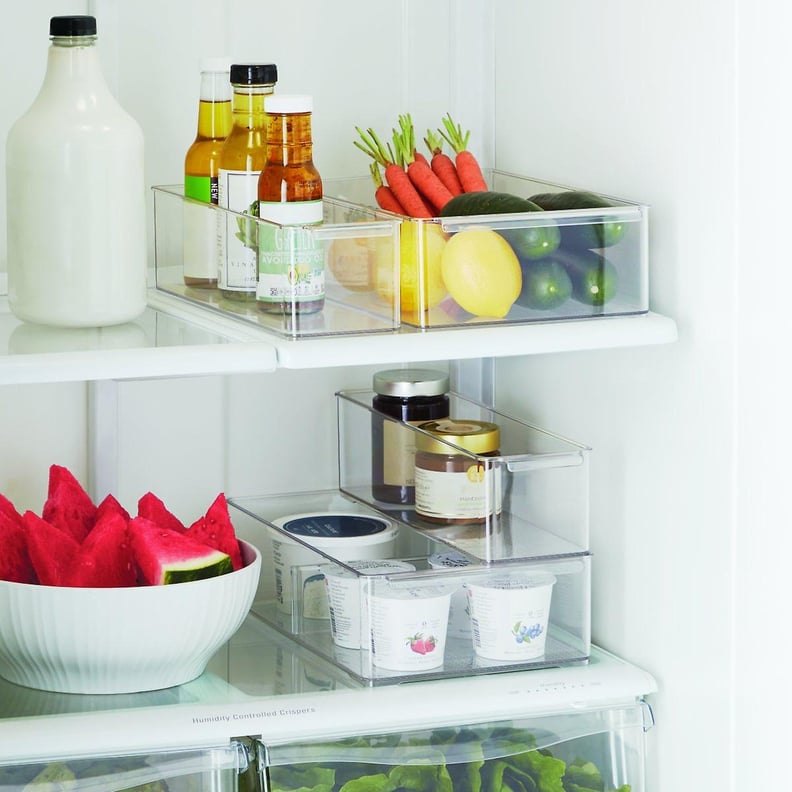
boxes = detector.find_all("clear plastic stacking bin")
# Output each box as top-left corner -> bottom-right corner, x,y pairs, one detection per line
336,389 -> 591,563
152,185 -> 401,338
228,490 -> 591,686
324,170 -> 649,328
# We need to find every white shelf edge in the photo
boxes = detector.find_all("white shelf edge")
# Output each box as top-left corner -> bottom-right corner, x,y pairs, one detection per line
271,312 -> 678,369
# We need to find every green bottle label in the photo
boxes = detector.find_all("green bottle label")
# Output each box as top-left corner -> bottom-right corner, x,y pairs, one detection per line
185,174 -> 214,203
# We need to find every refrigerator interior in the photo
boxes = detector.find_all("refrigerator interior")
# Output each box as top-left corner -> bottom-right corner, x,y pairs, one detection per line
9,0 -> 787,788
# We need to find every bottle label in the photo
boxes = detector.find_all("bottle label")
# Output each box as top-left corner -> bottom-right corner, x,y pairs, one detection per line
256,200 -> 325,305
217,169 -> 260,292
383,419 -> 424,487
184,176 -> 219,280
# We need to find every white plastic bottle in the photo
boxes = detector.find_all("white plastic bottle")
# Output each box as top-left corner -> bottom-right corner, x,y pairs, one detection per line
5,15 -> 147,328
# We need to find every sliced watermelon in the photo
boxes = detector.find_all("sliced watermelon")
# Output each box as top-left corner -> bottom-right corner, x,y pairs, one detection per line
186,493 -> 243,571
64,511 -> 137,588
128,517 -> 232,585
95,492 -> 130,524
42,464 -> 97,543
0,495 -> 37,584
137,491 -> 186,533
23,511 -> 81,586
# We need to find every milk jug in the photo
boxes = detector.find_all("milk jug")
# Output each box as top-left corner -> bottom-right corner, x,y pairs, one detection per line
5,15 -> 147,327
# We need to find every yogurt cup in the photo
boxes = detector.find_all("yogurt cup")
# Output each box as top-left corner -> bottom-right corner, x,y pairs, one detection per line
428,550 -> 473,639
270,512 -> 399,618
466,571 -> 556,662
369,581 -> 453,671
322,559 -> 417,650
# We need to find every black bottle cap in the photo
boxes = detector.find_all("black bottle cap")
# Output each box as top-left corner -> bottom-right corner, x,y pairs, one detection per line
50,16 -> 97,37
230,63 -> 278,86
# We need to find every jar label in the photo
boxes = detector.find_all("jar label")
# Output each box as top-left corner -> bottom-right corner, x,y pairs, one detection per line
257,200 -> 324,305
217,169 -> 260,291
382,419 -> 424,487
414,463 -> 501,521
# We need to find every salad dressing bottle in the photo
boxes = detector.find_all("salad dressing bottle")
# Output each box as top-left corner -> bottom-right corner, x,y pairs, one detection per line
183,57 -> 233,288
5,15 -> 146,328
217,63 -> 277,301
257,94 -> 324,314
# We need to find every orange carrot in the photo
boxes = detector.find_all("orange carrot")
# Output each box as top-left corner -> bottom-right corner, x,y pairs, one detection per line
424,129 -> 463,196
369,161 -> 405,214
394,114 -> 453,212
354,126 -> 432,218
438,113 -> 488,192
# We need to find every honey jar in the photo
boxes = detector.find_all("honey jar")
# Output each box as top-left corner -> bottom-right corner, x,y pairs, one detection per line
414,419 -> 501,525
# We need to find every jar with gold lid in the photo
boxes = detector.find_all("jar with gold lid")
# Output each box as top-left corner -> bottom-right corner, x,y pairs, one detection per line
414,419 -> 501,525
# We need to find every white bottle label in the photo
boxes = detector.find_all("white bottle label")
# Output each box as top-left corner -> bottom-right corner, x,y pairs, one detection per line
217,169 -> 259,292
256,200 -> 325,306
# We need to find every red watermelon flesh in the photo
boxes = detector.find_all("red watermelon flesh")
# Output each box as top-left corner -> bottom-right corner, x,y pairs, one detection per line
95,493 -> 130,524
23,511 -> 81,586
42,465 -> 97,543
186,493 -> 243,571
0,498 -> 37,584
64,511 -> 136,588
129,517 -> 232,585
137,491 -> 186,534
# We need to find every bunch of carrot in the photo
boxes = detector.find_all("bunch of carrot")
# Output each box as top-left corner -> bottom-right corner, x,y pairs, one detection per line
354,113 -> 488,218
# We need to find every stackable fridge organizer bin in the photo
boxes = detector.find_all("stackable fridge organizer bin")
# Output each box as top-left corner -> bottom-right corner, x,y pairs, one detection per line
336,389 -> 591,562
152,185 -> 402,339
324,169 -> 649,328
229,480 -> 591,685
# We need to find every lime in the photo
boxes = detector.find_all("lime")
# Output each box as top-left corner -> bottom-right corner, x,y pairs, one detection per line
441,228 -> 522,318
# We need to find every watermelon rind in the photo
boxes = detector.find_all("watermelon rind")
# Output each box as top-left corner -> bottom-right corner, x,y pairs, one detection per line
129,517 -> 233,586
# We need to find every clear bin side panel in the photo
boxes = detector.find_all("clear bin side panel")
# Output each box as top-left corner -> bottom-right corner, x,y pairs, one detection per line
0,742 -> 249,791
259,703 -> 651,792
323,170 -> 649,328
152,185 -> 401,339
228,491 -> 591,685
337,390 -> 591,562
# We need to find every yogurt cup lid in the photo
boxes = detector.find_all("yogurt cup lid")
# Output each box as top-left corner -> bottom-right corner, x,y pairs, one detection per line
272,512 -> 398,545
321,559 -> 416,580
466,571 -> 557,591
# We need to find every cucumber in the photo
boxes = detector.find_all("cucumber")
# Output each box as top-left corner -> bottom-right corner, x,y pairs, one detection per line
529,190 -> 626,249
439,191 -> 561,260
545,248 -> 619,307
440,191 -> 542,216
515,258 -> 573,310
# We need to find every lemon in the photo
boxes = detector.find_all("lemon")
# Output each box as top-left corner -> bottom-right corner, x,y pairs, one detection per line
441,228 -> 522,318
327,237 -> 374,292
376,222 -> 447,313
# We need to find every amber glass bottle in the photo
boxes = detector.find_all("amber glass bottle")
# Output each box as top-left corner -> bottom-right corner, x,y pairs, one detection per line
183,58 -> 232,288
217,63 -> 277,301
257,94 -> 324,314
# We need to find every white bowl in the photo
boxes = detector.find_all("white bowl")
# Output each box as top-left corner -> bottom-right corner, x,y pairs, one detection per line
0,540 -> 261,694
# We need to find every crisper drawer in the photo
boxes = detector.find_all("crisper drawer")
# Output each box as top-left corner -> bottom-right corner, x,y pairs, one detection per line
0,742 -> 254,792
259,703 -> 654,792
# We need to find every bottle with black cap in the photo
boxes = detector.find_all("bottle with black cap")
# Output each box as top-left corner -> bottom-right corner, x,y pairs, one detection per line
217,63 -> 278,301
5,15 -> 146,328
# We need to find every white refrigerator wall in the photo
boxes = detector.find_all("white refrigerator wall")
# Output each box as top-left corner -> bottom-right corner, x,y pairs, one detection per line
0,0 -> 788,790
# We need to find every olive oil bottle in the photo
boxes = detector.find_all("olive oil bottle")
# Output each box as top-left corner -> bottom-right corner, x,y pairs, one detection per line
217,63 -> 277,301
183,57 -> 232,288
